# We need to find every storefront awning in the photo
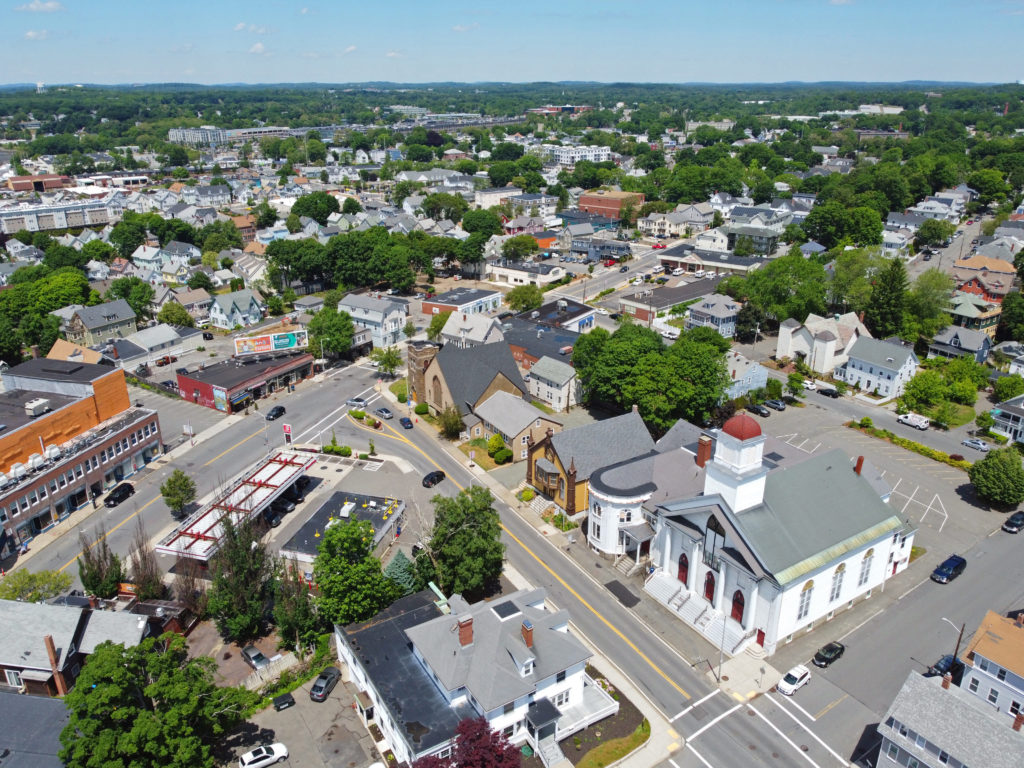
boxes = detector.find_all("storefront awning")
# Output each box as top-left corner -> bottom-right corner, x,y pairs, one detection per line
229,391 -> 253,405
247,381 -> 267,390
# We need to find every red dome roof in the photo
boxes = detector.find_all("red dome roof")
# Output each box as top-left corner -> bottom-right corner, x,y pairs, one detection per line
722,413 -> 762,441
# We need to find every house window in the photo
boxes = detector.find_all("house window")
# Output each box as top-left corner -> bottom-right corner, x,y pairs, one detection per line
521,435 -> 528,445
979,658 -> 989,672
988,688 -> 999,704
829,564 -> 845,602
503,725 -> 515,738
5,670 -> 21,687
503,702 -> 514,716
997,667 -> 1007,681
914,734 -> 926,748
592,522 -> 601,539
968,677 -> 979,692
39,485 -> 46,500
554,690 -> 570,707
1010,700 -> 1021,716
907,759 -> 919,768
938,751 -> 949,765
886,743 -> 899,761
557,670 -> 566,683
797,580 -> 814,620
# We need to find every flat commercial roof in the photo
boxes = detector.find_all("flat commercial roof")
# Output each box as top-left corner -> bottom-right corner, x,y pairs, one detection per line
0,388 -> 80,434
178,352 -> 312,392
156,451 -> 315,561
281,490 -> 405,563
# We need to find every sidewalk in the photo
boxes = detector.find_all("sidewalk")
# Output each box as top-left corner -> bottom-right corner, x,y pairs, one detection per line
6,412 -> 246,573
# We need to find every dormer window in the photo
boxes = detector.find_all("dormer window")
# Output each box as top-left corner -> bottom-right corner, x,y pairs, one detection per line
522,660 -> 534,676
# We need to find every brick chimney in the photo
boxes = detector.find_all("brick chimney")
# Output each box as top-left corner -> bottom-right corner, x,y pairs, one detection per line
854,456 -> 864,475
696,434 -> 713,468
457,617 -> 473,647
1015,612 -> 1023,629
942,673 -> 952,690
44,634 -> 68,695
1014,713 -> 1024,732
30,344 -> 40,359
521,619 -> 534,649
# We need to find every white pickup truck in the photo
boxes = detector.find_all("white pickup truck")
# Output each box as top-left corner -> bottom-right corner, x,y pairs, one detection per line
897,412 -> 930,430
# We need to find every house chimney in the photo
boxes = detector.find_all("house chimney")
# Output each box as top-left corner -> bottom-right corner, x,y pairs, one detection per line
1015,612 -> 1023,629
854,456 -> 864,475
458,617 -> 473,647
631,403 -> 639,413
521,619 -> 534,649
1014,713 -> 1024,732
44,634 -> 68,695
942,673 -> 952,690
696,434 -> 713,468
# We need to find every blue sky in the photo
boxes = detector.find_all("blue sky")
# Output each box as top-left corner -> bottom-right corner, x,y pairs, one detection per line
1,0 -> 1022,85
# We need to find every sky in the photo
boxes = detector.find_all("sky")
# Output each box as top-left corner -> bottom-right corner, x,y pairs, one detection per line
1,0 -> 1022,86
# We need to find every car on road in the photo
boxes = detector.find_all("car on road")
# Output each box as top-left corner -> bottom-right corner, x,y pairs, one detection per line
309,666 -> 341,702
812,642 -> 845,668
961,437 -> 990,453
802,379 -> 817,390
967,219 -> 974,225
272,692 -> 295,711
1002,511 -> 1024,533
238,743 -> 288,768
422,470 -> 446,488
154,355 -> 178,367
202,331 -> 215,340
926,654 -> 966,683
818,387 -> 840,398
745,403 -> 770,417
603,259 -> 618,267
764,399 -> 786,411
347,397 -> 368,408
265,405 -> 286,421
923,252 -> 932,261
777,664 -> 811,695
241,645 -> 270,670
400,417 -> 414,429
931,554 -> 967,584
374,407 -> 394,420
160,380 -> 178,392
897,412 -> 929,430
609,313 -> 622,320
652,243 -> 666,249
104,483 -> 135,508
597,308 -> 608,315
619,265 -> 629,273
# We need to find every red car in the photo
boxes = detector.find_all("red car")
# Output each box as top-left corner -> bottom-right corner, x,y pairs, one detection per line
603,259 -> 617,267
652,243 -> 666,249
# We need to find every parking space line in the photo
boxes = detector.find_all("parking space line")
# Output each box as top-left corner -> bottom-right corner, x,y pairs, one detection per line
670,689 -> 720,722
687,703 -> 742,741
683,744 -> 715,768
747,703 -> 822,768
771,696 -> 849,765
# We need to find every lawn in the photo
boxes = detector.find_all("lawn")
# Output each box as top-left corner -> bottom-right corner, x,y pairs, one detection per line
919,401 -> 977,429
459,441 -> 499,471
388,378 -> 407,403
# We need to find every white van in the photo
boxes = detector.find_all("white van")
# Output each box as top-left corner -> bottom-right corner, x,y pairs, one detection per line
693,269 -> 705,278
671,267 -> 685,276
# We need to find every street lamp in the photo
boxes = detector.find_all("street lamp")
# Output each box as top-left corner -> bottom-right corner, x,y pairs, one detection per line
940,617 -> 966,663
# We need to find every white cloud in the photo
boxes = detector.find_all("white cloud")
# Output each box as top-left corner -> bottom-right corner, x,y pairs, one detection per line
385,50 -> 402,58
234,22 -> 268,33
249,42 -> 266,55
300,7 -> 309,13
452,22 -> 479,32
343,45 -> 357,54
233,21 -> 246,31
829,0 -> 853,5
23,29 -> 48,40
16,1 -> 63,12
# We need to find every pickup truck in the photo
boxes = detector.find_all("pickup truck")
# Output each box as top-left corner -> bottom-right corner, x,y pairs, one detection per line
897,412 -> 930,430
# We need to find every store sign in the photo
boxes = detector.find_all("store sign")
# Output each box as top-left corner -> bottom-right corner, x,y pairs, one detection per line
234,330 -> 309,357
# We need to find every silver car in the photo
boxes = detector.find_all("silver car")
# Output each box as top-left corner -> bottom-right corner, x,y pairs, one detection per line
961,438 -> 990,453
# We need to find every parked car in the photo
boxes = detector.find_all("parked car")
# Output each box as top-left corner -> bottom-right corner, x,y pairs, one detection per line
238,743 -> 288,768
309,666 -> 342,702
241,645 -> 270,670
619,265 -> 629,273
926,654 -> 966,684
346,397 -> 368,408
818,387 -> 840,398
603,259 -> 617,267
777,664 -> 811,695
175,367 -> 188,375
961,438 -> 990,453
802,379 -> 817,391
764,399 -> 786,411
263,508 -> 282,528
272,692 -> 295,711
745,403 -> 770,417
422,470 -> 446,488
812,642 -> 845,668
160,380 -> 178,392
400,417 -> 414,429
652,243 -> 666,249
202,331 -> 215,340
265,405 -> 286,421
656,277 -> 669,284
271,498 -> 296,515
154,355 -> 177,367
374,407 -> 393,420
609,313 -> 622,320
672,267 -> 685,276
931,554 -> 967,584
104,483 -> 135,508
597,308 -> 609,315
897,412 -> 929,430
1002,511 -> 1024,533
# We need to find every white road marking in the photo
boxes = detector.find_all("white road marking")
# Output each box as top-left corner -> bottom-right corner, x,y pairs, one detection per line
899,485 -> 919,515
687,703 -> 742,741
770,696 -> 849,765
670,689 -> 720,722
771,691 -> 817,721
683,744 -> 715,768
747,703 -> 822,768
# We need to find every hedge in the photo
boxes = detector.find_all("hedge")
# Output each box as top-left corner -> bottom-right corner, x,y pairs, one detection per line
493,448 -> 513,464
323,444 -> 352,457
349,409 -> 365,419
414,403 -> 429,415
845,422 -> 972,471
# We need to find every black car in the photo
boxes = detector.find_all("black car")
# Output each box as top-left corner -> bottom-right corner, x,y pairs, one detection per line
265,405 -> 286,420
764,399 -> 786,411
931,554 -> 967,584
272,692 -> 296,711
745,403 -> 770,417
263,508 -> 282,528
202,331 -> 215,341
818,387 -> 840,398
1002,511 -> 1024,533
271,498 -> 296,515
619,265 -> 629,273
160,380 -> 178,392
309,666 -> 341,702
812,642 -> 846,668
422,470 -> 446,488
104,482 -> 135,508
926,654 -> 966,684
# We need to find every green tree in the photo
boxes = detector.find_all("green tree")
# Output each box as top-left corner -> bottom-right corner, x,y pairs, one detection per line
743,251 -> 828,321
253,199 -> 277,228
186,270 -> 214,291
902,370 -> 948,411
307,305 -> 355,357
438,405 -> 465,439
371,345 -> 403,377
427,310 -> 453,341
733,302 -> 766,344
416,486 -> 504,600
342,196 -> 363,215
158,301 -> 195,327
206,517 -> 275,643
999,292 -> 1024,342
160,469 -> 197,518
59,633 -> 257,768
915,219 -> 956,248
486,433 -> 506,456
285,212 -> 302,233
766,377 -> 784,400
77,525 -> 124,599
0,568 -> 71,602
786,372 -> 805,398
313,519 -> 399,625
403,320 -> 416,339
863,257 -> 908,338
274,558 -> 324,654
291,191 -> 341,225
81,238 -> 117,263
505,284 -> 544,312
733,235 -> 755,257
383,550 -> 417,597
109,216 -> 147,258
106,276 -> 155,320
932,400 -> 958,428
904,268 -> 954,341
461,209 -> 504,237
502,234 -> 539,261
421,192 -> 469,222
967,169 -> 1009,207
994,373 -> 1024,402
969,448 -> 1024,507
975,410 -> 995,434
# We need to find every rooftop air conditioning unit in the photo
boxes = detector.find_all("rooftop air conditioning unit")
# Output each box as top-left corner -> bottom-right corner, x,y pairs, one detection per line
44,445 -> 61,461
28,454 -> 44,472
10,463 -> 26,480
24,398 -> 50,418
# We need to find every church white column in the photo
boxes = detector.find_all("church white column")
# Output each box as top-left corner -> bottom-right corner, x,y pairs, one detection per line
689,539 -> 700,592
743,581 -> 759,631
714,564 -> 726,611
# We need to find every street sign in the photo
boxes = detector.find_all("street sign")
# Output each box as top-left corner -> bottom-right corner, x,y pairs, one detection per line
282,423 -> 292,444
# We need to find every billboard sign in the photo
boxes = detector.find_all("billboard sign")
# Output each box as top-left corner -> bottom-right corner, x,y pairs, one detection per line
234,330 -> 309,357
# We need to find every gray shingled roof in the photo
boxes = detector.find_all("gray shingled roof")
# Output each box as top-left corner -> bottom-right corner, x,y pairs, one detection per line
878,672 -> 1024,768
528,356 -> 576,387
0,691 -> 68,768
405,588 -> 591,712
435,342 -> 527,415
474,390 -> 558,437
931,325 -> 989,353
549,409 -> 654,481
847,337 -> 917,372
74,298 -> 136,329
0,600 -> 81,670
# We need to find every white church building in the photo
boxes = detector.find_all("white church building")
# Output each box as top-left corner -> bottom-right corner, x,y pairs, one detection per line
584,413 -> 914,657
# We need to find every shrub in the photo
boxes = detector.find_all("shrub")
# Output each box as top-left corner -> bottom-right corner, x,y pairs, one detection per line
365,416 -> 377,428
486,434 -> 505,456
493,448 -> 513,464
414,403 -> 429,415
859,417 -> 873,429
358,453 -> 370,460
519,488 -> 535,502
350,409 -> 365,419
949,454 -> 964,462
340,445 -> 352,457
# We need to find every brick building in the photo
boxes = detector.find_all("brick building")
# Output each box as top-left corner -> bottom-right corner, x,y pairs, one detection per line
577,190 -> 645,222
